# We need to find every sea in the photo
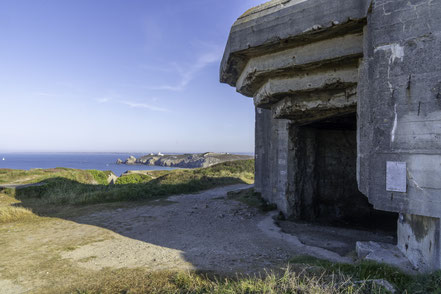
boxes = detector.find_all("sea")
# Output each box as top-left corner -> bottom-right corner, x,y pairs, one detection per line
0,153 -> 177,176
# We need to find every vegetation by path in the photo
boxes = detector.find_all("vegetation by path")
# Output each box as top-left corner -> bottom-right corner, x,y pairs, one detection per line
0,160 -> 254,208
0,167 -> 113,185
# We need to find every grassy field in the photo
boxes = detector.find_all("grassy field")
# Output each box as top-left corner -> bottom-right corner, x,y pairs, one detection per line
1,160 -> 440,293
0,160 -> 254,208
0,167 -> 112,185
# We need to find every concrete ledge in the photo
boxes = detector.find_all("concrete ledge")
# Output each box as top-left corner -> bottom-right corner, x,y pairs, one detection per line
254,66 -> 358,108
273,87 -> 357,124
236,33 -> 363,97
220,0 -> 371,86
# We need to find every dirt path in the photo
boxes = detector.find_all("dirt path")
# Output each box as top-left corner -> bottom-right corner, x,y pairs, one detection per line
0,184 -> 353,293
62,184 -> 298,273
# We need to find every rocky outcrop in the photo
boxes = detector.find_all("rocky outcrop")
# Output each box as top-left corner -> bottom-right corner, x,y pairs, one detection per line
106,172 -> 118,185
124,156 -> 137,165
117,152 -> 253,168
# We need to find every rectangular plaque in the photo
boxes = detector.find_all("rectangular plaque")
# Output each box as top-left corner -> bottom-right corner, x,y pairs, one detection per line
386,161 -> 407,192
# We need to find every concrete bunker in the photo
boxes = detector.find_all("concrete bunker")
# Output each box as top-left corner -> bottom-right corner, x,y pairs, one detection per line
221,0 -> 441,272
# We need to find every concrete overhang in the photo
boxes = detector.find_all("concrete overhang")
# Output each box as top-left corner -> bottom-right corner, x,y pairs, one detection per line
220,0 -> 372,89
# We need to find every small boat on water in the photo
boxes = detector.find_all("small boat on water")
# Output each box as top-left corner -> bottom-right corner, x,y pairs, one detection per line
2,158 -> 5,161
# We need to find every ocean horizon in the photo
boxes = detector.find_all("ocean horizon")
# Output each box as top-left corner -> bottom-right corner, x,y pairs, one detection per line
0,152 -> 254,176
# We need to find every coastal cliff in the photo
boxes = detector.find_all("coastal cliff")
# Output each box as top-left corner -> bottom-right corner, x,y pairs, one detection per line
116,152 -> 253,168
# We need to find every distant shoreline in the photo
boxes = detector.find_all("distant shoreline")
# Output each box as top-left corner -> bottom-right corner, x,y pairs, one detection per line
117,152 -> 254,169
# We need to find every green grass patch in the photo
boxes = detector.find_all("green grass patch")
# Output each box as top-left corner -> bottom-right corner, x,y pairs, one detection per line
0,168 -> 110,185
87,170 -> 111,185
115,173 -> 153,184
290,255 -> 441,293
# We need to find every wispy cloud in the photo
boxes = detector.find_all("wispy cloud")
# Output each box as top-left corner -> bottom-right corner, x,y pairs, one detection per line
120,100 -> 169,112
96,98 -> 111,103
147,46 -> 223,91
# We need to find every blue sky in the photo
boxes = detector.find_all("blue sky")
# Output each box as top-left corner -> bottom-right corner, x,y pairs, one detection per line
0,0 -> 267,153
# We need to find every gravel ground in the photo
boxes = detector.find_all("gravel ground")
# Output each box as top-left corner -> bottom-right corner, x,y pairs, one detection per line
63,184 -> 299,274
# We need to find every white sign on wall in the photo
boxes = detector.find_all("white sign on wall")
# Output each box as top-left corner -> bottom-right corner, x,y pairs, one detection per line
386,161 -> 407,193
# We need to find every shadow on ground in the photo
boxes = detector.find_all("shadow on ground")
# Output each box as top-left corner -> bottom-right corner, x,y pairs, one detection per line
9,178 -> 297,274
6,177 -> 397,275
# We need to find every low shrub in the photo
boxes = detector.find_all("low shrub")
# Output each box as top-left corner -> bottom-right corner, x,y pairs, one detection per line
115,173 -> 153,185
87,170 -> 110,185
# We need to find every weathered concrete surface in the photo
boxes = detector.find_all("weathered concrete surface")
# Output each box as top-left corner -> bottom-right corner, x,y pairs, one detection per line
254,65 -> 359,108
356,241 -> 414,273
254,108 -> 292,215
356,0 -> 441,272
357,0 -> 441,219
397,214 -> 441,272
236,33 -> 363,97
272,86 -> 357,124
220,0 -> 371,86
221,0 -> 441,271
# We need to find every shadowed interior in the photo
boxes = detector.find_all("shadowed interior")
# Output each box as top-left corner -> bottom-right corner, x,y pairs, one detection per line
290,113 -> 398,233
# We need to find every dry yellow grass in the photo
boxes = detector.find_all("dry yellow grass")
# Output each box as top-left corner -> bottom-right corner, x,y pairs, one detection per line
54,267 -> 372,294
0,206 -> 37,223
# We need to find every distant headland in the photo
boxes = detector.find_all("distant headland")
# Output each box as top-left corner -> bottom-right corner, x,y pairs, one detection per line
116,152 -> 253,168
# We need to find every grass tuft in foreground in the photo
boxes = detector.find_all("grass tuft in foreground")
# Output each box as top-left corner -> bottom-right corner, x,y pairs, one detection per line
58,267 -> 383,294
290,255 -> 441,293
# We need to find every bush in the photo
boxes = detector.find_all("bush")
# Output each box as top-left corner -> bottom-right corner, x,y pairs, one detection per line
115,174 -> 153,185
87,170 -> 110,185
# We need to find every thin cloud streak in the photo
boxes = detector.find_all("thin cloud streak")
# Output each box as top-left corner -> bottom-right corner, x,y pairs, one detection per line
147,46 -> 223,91
120,100 -> 169,112
96,98 -> 111,103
